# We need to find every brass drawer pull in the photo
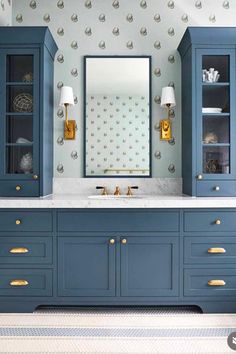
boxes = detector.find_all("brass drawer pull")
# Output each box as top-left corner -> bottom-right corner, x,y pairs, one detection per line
208,279 -> 226,286
15,185 -> 21,191
33,175 -> 38,180
208,247 -> 226,254
214,186 -> 220,191
15,219 -> 21,225
10,279 -> 29,286
121,239 -> 127,244
10,247 -> 29,254
109,238 -> 115,245
215,219 -> 221,225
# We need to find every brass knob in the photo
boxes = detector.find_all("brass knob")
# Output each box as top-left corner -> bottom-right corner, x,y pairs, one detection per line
15,185 -> 21,191
10,247 -> 29,254
208,280 -> 225,286
197,174 -> 203,180
10,279 -> 29,286
109,239 -> 115,245
121,239 -> 127,244
33,175 -> 38,180
208,247 -> 226,254
15,219 -> 21,225
214,186 -> 220,191
215,219 -> 221,225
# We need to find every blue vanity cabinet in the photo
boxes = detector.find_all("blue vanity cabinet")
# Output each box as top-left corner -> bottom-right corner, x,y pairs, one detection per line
0,27 -> 57,197
58,236 -> 116,297
120,236 -> 179,297
178,27 -> 236,196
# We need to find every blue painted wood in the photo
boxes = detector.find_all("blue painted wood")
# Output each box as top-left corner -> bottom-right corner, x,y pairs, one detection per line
0,27 -> 57,197
184,210 -> 236,232
120,236 -> 179,297
0,211 -> 52,232
58,210 -> 179,232
178,28 -> 236,196
58,236 -> 116,297
0,269 -> 52,297
184,268 -> 236,297
184,237 -> 236,264
0,237 -> 52,264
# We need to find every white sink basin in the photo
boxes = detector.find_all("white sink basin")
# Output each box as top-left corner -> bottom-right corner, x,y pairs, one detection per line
88,195 -> 144,199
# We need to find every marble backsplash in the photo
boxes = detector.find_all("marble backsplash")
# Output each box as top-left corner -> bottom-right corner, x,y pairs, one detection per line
53,177 -> 182,196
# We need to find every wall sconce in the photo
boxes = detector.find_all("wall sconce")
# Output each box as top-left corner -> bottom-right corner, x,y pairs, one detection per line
59,86 -> 76,140
160,86 -> 176,141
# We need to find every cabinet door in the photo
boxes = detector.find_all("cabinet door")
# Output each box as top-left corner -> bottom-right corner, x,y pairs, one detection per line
196,49 -> 236,184
58,237 -> 116,297
120,236 -> 179,297
0,49 -> 40,195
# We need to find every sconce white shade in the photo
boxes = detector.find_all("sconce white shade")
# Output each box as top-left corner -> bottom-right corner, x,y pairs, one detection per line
160,86 -> 176,108
59,86 -> 75,106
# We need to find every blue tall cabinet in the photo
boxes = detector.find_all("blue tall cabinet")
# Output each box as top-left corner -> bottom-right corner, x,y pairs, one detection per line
178,27 -> 236,196
0,27 -> 57,197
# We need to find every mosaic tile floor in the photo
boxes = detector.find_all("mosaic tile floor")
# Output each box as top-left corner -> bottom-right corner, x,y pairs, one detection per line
0,307 -> 234,353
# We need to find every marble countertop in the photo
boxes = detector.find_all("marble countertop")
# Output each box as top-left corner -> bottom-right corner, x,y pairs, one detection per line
0,194 -> 236,208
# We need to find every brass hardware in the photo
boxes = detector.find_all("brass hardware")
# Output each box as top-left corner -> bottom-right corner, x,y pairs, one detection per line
197,174 -> 203,180
10,279 -> 29,286
208,247 -> 226,254
215,219 -> 221,225
33,175 -> 38,180
114,186 -> 121,196
121,239 -> 127,244
10,247 -> 29,254
96,186 -> 108,195
208,279 -> 226,286
15,185 -> 21,191
15,219 -> 21,225
160,118 -> 172,140
109,239 -> 115,245
126,186 -> 139,196
64,103 -> 76,140
214,186 -> 220,191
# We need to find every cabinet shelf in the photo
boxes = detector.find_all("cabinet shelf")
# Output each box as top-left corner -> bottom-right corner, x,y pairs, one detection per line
202,113 -> 230,117
202,82 -> 230,86
5,113 -> 33,116
5,143 -> 33,147
202,143 -> 230,147
5,82 -> 33,86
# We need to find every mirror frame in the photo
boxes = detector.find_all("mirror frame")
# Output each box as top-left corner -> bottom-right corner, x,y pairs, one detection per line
83,55 -> 152,178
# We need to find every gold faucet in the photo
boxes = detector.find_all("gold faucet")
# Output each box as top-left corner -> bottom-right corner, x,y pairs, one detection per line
96,186 -> 108,195
114,186 -> 121,196
126,186 -> 139,196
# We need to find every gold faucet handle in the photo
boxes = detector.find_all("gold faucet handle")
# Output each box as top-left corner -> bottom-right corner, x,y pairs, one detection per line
114,186 -> 121,196
126,186 -> 139,196
96,186 -> 108,195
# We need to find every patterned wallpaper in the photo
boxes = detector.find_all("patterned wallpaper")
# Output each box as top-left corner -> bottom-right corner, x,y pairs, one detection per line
11,0 -> 236,178
0,0 -> 11,25
86,94 -> 150,176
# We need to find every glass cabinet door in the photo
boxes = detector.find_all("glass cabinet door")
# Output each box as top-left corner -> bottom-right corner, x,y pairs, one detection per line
196,49 -> 236,179
1,50 -> 39,178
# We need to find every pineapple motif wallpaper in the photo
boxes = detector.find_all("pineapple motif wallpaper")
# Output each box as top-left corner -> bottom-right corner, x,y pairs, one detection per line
11,0 -> 235,178
0,0 -> 11,26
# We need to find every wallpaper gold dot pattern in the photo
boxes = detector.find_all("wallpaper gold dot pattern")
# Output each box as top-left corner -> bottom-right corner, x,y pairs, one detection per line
11,0 -> 234,177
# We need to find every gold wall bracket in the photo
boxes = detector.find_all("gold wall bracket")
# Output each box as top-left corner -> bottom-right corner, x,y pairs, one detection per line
64,120 -> 76,140
160,118 -> 172,141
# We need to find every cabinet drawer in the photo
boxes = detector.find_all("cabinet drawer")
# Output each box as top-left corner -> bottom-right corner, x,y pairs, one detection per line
0,181 -> 39,197
196,181 -> 236,197
58,211 -> 179,232
184,211 -> 236,232
0,269 -> 52,296
0,237 -> 52,264
184,269 -> 236,297
184,237 -> 236,264
0,211 -> 52,232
